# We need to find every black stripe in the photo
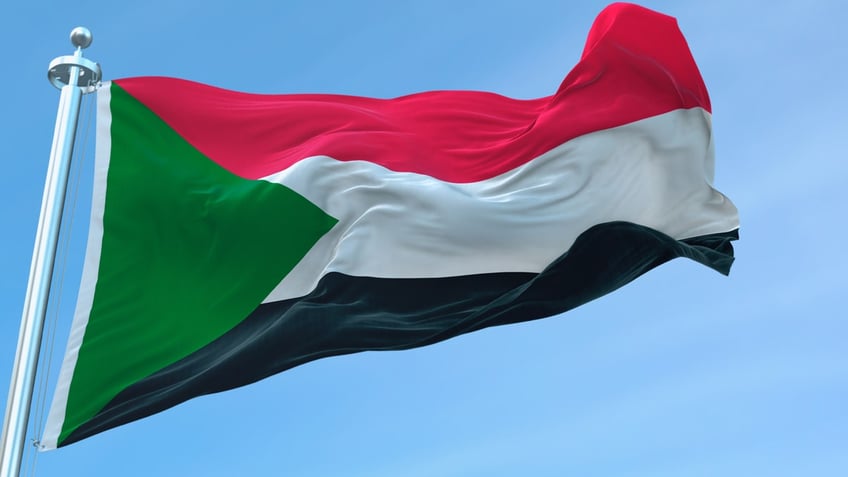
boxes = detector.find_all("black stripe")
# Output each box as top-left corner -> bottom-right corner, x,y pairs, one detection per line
62,221 -> 737,446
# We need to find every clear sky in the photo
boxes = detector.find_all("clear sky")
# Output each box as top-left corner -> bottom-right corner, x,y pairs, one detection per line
1,1 -> 846,476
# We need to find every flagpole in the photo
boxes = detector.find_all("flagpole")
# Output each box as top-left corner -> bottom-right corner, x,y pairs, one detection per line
0,28 -> 100,477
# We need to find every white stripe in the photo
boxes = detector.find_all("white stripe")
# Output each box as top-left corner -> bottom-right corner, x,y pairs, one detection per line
41,83 -> 114,450
262,107 -> 738,303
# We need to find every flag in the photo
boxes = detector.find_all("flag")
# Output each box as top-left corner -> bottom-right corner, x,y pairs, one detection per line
43,2 -> 739,449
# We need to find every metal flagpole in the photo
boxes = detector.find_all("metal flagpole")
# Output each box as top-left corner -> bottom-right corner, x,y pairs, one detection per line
0,27 -> 100,477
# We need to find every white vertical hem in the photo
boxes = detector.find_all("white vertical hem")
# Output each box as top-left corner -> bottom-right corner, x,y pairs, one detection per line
40,82 -> 113,451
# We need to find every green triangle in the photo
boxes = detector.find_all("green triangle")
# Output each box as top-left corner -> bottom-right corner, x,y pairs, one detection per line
60,83 -> 338,444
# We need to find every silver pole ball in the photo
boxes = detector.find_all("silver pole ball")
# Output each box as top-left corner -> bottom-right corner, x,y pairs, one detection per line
70,27 -> 93,49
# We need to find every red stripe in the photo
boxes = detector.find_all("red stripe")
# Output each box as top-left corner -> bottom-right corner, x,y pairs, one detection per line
115,3 -> 709,183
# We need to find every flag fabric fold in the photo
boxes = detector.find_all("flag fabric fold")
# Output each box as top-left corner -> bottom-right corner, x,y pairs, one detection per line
43,2 -> 739,449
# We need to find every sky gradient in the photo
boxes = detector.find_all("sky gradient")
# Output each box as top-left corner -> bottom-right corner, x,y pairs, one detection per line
2,1 -> 846,476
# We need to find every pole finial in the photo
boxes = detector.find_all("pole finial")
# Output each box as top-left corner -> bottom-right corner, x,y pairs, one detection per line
70,27 -> 93,49
47,27 -> 101,92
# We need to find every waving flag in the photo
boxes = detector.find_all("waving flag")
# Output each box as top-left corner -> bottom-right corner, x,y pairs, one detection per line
43,2 -> 738,449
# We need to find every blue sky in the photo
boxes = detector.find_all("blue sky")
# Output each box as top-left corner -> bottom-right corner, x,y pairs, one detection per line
2,1 -> 846,476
